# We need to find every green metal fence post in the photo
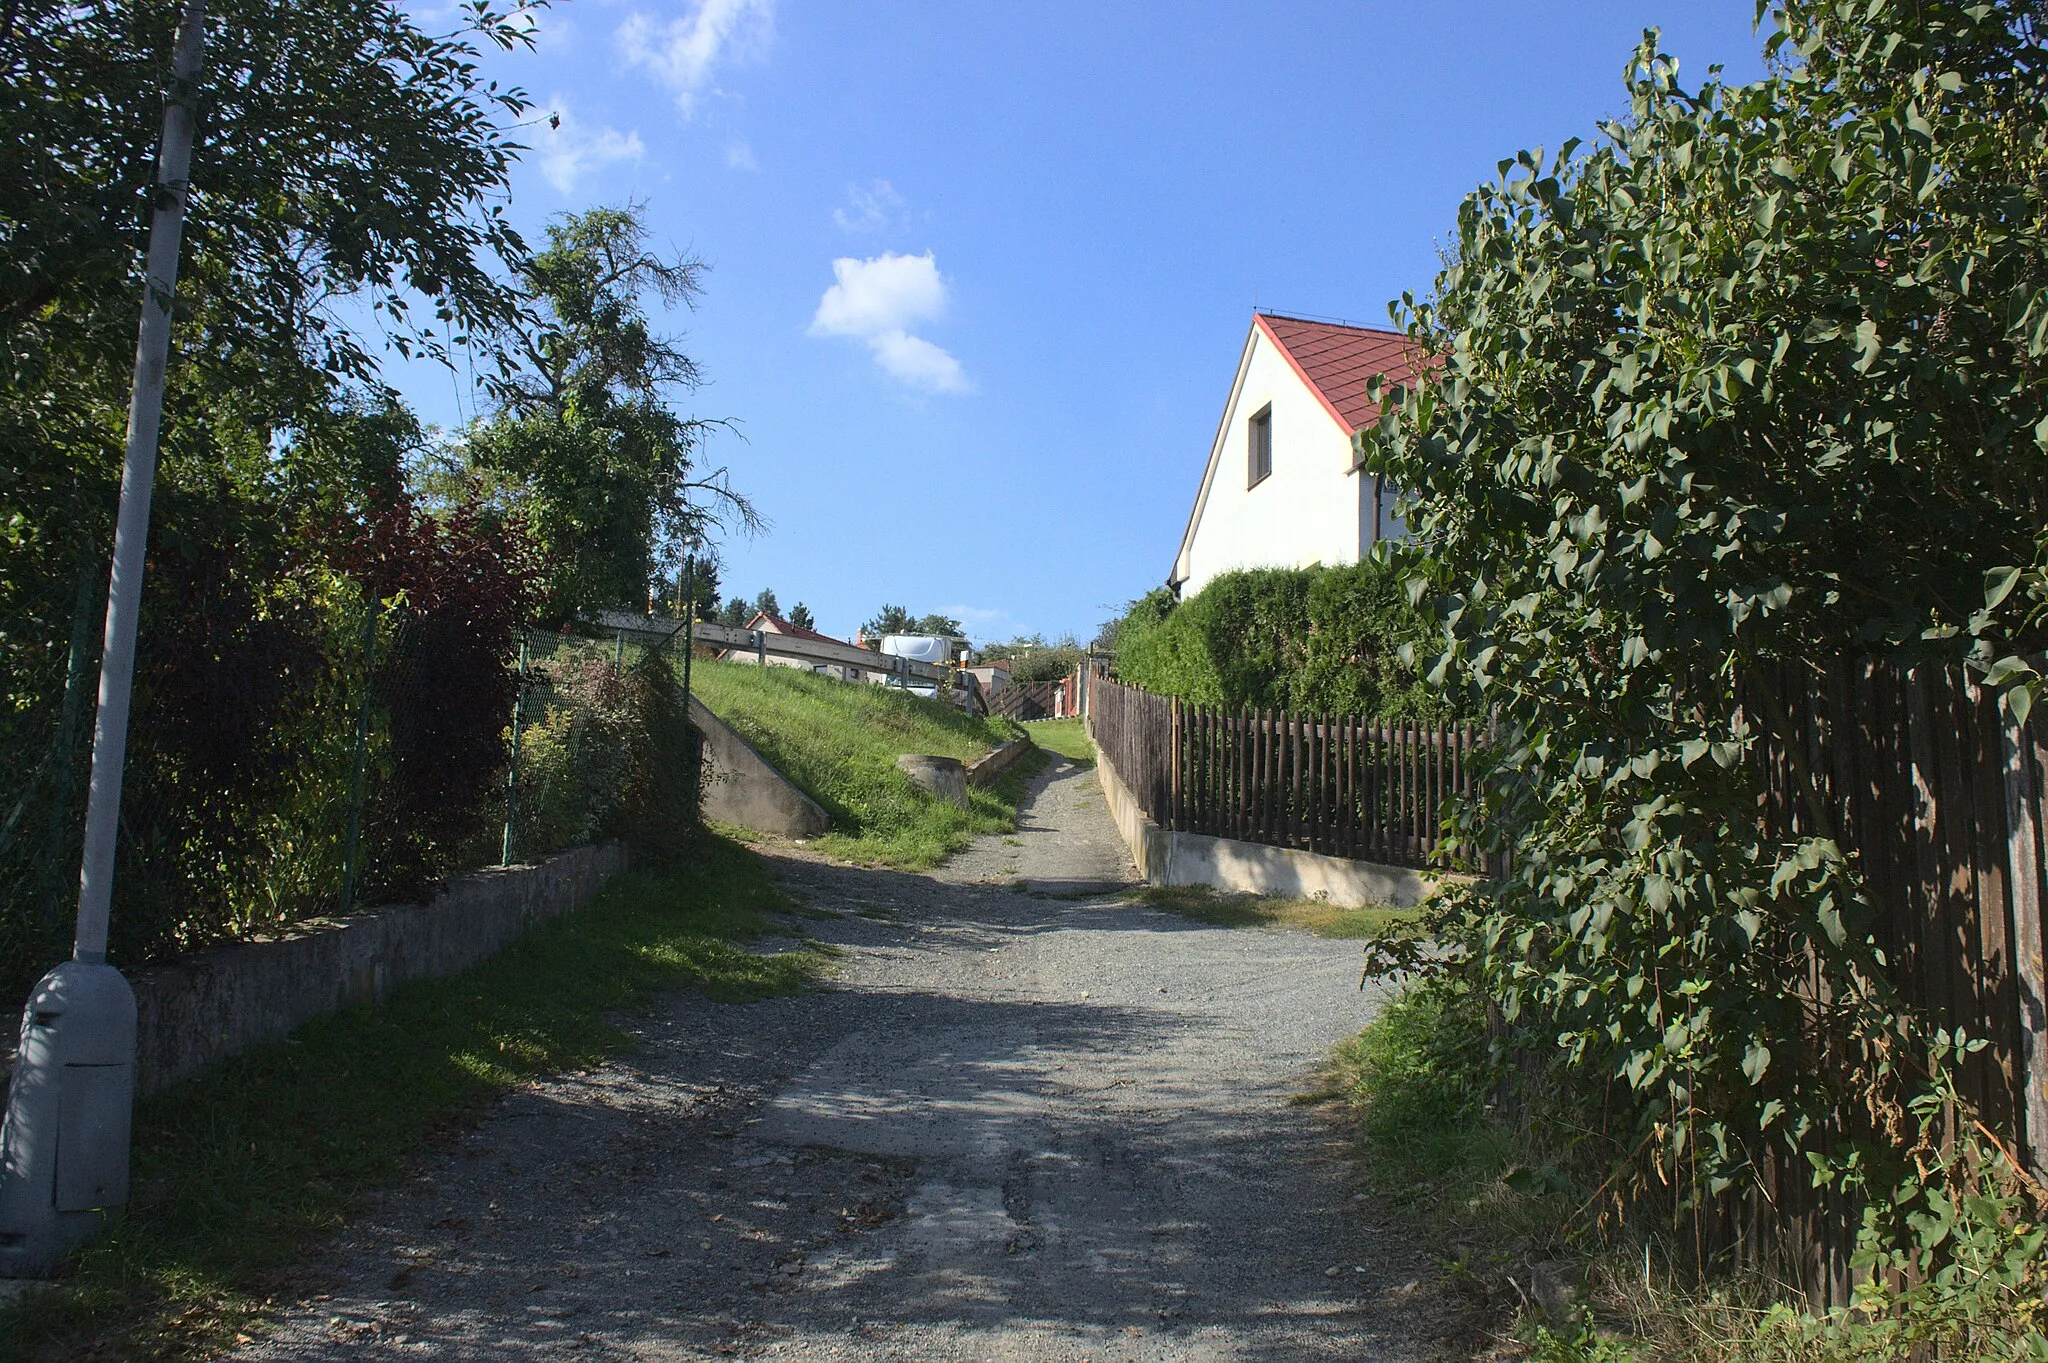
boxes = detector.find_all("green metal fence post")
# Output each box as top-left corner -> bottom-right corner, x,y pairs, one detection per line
338,598 -> 379,914
502,633 -> 528,865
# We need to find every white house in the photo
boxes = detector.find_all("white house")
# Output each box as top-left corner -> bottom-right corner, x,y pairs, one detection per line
1169,312 -> 1428,597
725,611 -> 874,683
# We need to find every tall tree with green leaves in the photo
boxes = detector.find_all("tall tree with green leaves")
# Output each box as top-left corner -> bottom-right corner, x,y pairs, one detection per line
463,206 -> 757,622
0,0 -> 554,979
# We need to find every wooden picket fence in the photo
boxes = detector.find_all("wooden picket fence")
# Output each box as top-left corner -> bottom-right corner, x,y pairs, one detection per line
1731,657 -> 2048,1305
988,681 -> 1061,722
1085,674 -> 1483,869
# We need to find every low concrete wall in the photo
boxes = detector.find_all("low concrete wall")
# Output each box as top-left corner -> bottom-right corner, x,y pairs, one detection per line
123,842 -> 628,1096
1089,723 -> 1432,909
965,735 -> 1034,787
692,697 -> 831,839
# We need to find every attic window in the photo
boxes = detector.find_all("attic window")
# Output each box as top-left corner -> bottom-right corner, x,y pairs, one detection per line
1247,405 -> 1273,488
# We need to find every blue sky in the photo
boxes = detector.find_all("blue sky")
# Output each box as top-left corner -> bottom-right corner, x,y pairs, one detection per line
392,1 -> 1768,646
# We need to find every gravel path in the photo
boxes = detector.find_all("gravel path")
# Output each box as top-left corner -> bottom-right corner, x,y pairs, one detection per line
234,751 -> 1440,1362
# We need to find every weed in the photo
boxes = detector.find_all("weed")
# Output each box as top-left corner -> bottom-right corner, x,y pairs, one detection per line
1124,883 -> 1422,939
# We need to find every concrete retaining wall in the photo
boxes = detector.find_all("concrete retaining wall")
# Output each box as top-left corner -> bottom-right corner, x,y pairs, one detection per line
120,842 -> 628,1096
692,697 -> 831,839
965,735 -> 1034,787
1089,724 -> 1432,908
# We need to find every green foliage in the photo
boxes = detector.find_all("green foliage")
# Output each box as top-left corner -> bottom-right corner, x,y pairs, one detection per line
1,0 -> 551,993
1337,981 -> 1529,1214
689,660 -> 1023,867
0,838 -> 823,1362
460,206 -> 748,622
752,587 -> 780,619
862,604 -> 964,640
982,638 -> 1083,685
1529,1312 -> 1641,1363
787,602 -> 816,631
508,638 -> 701,865
1114,558 -> 1450,718
1349,0 -> 2048,1343
1123,883 -> 1420,938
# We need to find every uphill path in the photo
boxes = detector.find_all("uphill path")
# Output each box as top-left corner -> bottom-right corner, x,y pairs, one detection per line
235,747 -> 1444,1362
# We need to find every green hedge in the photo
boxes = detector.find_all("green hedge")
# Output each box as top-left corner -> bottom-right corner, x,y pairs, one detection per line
1114,557 -> 1452,720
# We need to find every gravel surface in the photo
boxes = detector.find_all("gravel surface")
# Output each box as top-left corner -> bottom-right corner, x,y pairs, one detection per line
234,751 -> 1445,1362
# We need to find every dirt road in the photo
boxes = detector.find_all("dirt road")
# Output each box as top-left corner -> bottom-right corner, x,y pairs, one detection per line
237,751 -> 1432,1361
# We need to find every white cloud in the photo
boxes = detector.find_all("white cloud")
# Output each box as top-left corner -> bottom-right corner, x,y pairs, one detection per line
616,0 -> 774,115
834,179 -> 904,232
535,99 -> 645,194
868,330 -> 968,392
808,251 -> 970,394
725,139 -> 760,171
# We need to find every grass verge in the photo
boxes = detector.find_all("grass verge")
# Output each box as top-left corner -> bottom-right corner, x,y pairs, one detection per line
0,835 -> 826,1363
1328,981 -> 2048,1361
1021,717 -> 1093,763
691,660 -> 1032,867
1124,882 -> 1422,939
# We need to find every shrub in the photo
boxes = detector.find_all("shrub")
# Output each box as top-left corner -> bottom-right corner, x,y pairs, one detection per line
1115,557 -> 1451,718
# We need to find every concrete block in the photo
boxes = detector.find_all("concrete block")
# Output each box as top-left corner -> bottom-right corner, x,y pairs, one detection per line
895,754 -> 968,807
965,735 -> 1034,788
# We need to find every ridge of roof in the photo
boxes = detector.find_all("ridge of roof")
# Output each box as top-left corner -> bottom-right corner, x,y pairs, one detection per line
744,610 -> 841,646
1254,311 -> 1428,434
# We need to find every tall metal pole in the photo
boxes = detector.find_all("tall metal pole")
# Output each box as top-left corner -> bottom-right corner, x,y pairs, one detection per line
679,550 -> 695,707
73,0 -> 209,965
1,0 -> 208,1276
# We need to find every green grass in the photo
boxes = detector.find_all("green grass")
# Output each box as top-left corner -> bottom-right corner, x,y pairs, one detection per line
1123,883 -> 1423,938
0,836 -> 826,1363
1022,717 -> 1093,763
691,660 -> 1038,867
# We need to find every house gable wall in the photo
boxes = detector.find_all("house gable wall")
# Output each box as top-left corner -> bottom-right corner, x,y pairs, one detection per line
1174,325 -> 1360,597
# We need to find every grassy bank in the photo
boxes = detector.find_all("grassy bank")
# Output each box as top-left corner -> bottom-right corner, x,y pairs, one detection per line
691,661 -> 1033,867
0,836 -> 825,1363
1125,883 -> 1420,939
1022,717 -> 1093,763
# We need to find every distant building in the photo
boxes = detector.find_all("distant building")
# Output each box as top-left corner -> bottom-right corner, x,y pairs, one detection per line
1169,312 -> 1430,598
963,660 -> 1012,695
728,612 -> 873,683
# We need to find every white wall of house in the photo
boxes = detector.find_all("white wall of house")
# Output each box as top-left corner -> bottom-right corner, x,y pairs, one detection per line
1174,326 -> 1366,598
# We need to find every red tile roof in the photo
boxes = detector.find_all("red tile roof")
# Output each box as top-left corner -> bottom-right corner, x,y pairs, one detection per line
746,611 -> 842,646
1255,313 -> 1430,434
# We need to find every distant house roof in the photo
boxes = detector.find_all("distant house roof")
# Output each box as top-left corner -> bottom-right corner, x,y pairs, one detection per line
1254,312 -> 1431,436
971,659 -> 1013,673
745,611 -> 841,646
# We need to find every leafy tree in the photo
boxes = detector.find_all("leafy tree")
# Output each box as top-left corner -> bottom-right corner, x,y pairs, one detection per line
861,604 -> 961,638
752,587 -> 780,619
462,205 -> 757,622
650,555 -> 719,620
787,602 -> 816,632
1,0 -> 552,985
1358,0 -> 2047,1225
862,604 -> 913,637
718,597 -> 750,628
